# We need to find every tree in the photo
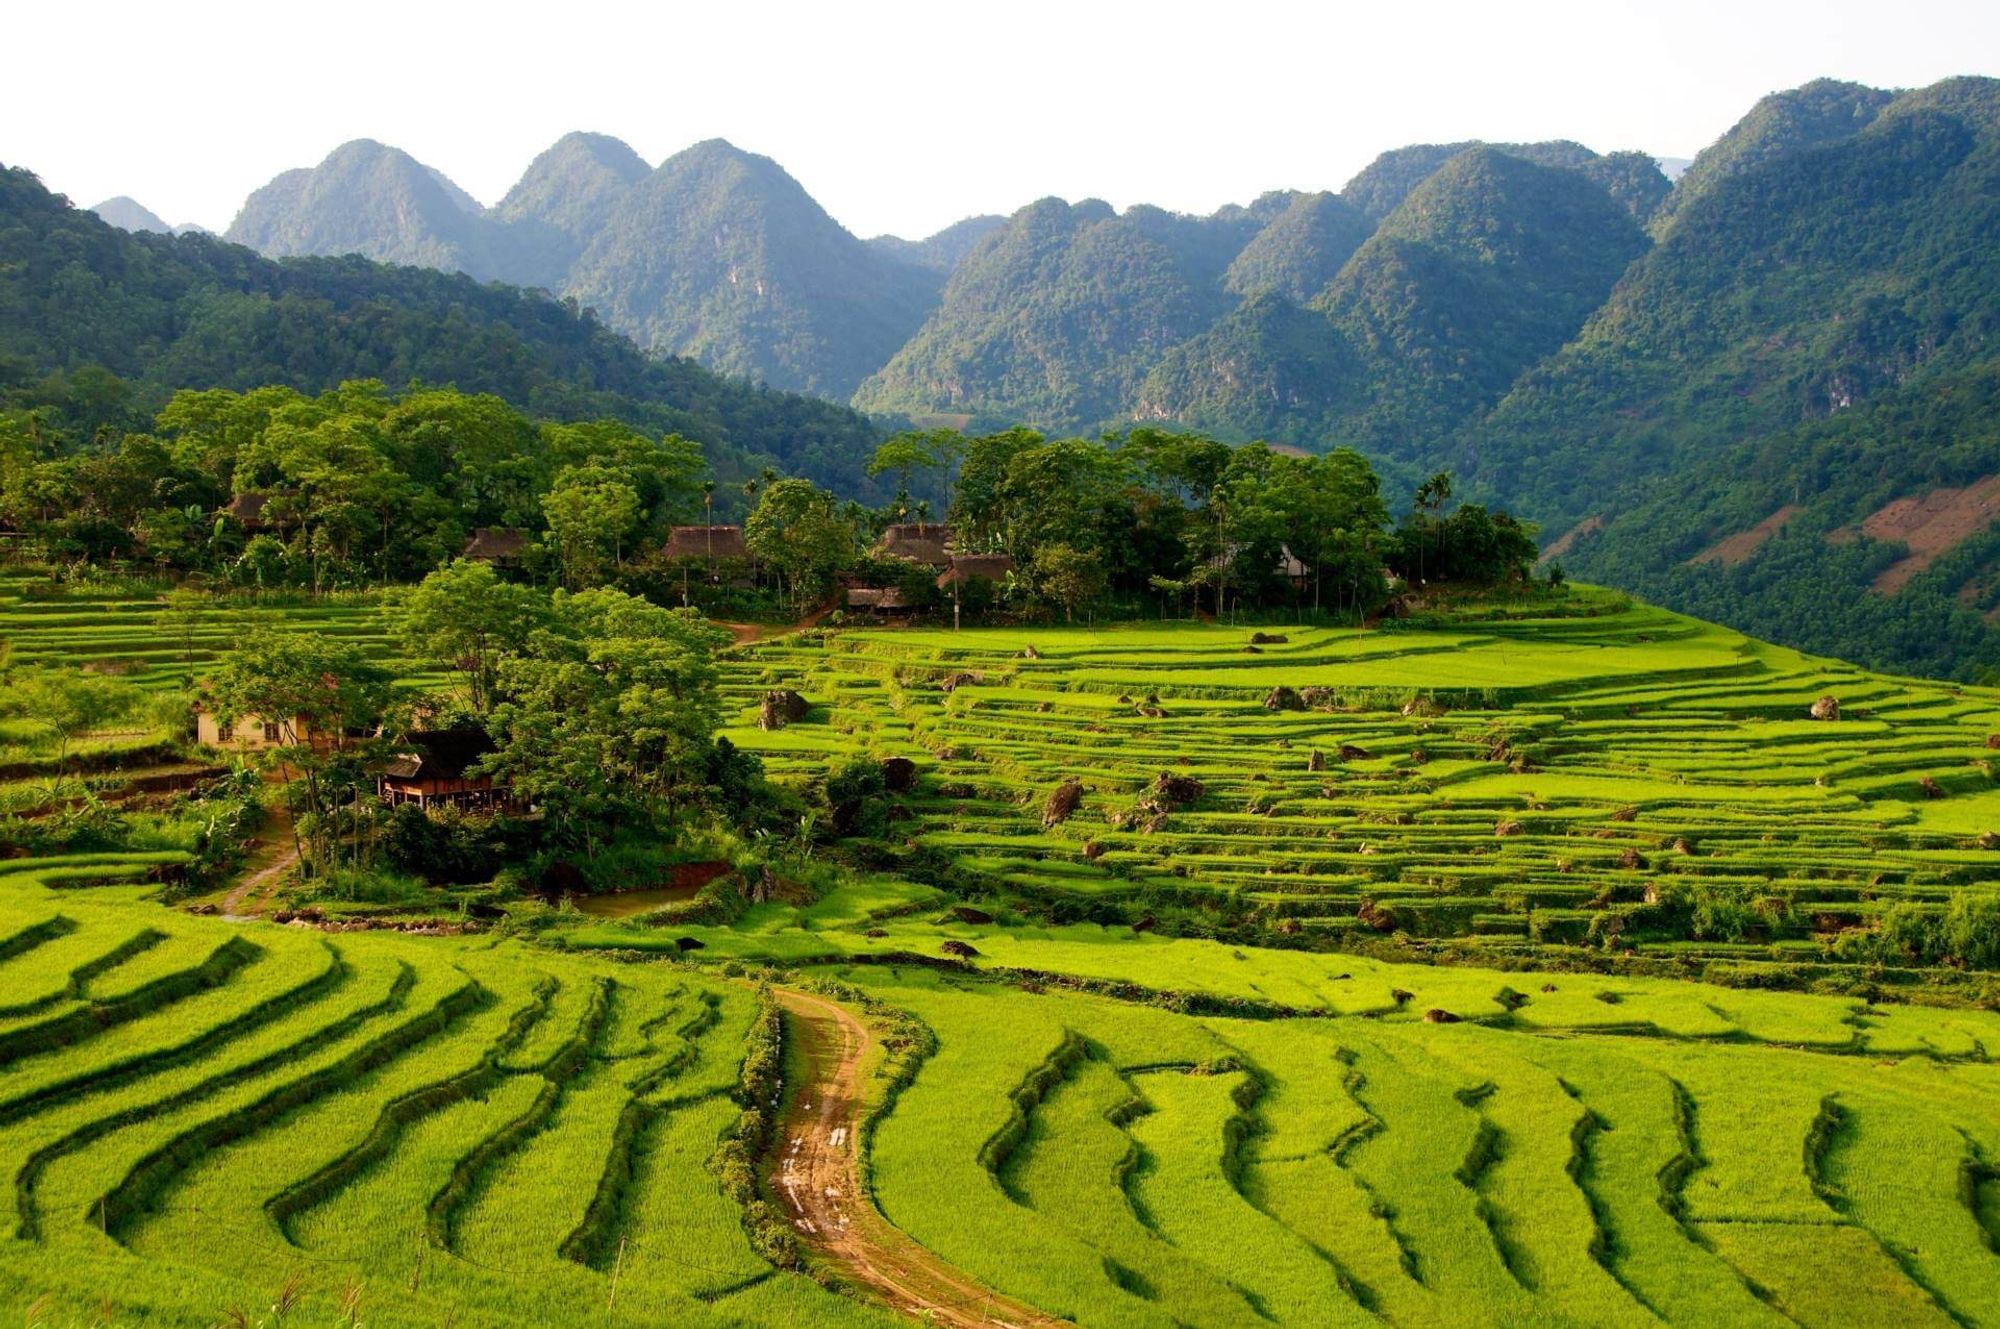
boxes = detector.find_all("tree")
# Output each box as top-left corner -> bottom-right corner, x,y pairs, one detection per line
1032,543 -> 1107,623
484,589 -> 728,848
396,561 -> 550,713
0,668 -> 141,787
541,464 -> 641,588
743,479 -> 855,615
154,587 -> 220,682
208,632 -> 392,877
867,430 -> 963,517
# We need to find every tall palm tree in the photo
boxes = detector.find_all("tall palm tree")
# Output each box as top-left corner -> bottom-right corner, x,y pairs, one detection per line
702,481 -> 716,560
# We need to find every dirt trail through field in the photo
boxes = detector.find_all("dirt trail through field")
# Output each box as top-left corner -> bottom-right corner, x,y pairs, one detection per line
219,788 -> 296,921
771,988 -> 1068,1328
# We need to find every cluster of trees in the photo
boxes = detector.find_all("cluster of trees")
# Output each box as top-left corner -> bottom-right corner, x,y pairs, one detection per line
3,381 -> 709,592
0,163 -> 892,499
205,563 -> 761,886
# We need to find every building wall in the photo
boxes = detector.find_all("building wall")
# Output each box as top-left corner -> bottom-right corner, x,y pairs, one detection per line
196,711 -> 308,751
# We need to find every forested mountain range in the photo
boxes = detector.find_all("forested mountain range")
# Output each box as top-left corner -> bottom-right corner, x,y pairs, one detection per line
0,165 -> 889,500
62,73 -> 2000,677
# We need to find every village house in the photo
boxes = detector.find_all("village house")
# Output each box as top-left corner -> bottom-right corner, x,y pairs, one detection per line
662,524 -> 751,561
461,527 -> 530,568
195,706 -> 318,751
376,726 -> 507,811
843,585 -> 918,617
218,491 -> 291,533
871,522 -> 953,569
936,553 -> 1016,589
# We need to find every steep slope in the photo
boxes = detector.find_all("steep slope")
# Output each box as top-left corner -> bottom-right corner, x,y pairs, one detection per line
562,139 -> 938,397
490,131 -> 651,287
90,197 -> 171,234
1139,149 -> 1649,456
1339,139 -> 1602,222
853,197 -> 1261,428
1648,78 -> 1893,235
869,215 -> 1007,274
0,163 -> 888,496
1222,192 -> 1370,301
224,139 -> 504,278
1476,76 -> 2000,524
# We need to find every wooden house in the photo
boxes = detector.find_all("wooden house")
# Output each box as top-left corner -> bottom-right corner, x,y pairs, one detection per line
376,727 -> 506,811
936,554 -> 1016,589
872,523 -> 952,569
461,527 -> 530,567
845,586 -> 918,617
662,525 -> 751,561
218,492 -> 290,533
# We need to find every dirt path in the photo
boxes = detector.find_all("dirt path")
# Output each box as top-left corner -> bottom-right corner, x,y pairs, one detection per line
218,788 -> 296,921
720,596 -> 841,647
770,989 -> 1068,1328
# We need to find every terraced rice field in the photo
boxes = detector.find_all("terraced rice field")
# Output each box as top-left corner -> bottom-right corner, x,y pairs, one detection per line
0,866 -> 892,1328
721,597 -> 2000,955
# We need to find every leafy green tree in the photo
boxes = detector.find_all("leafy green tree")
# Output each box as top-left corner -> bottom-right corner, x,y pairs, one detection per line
744,479 -> 856,614
867,430 -> 963,516
541,464 -> 641,588
397,561 -> 551,713
484,589 -> 728,848
207,632 -> 393,876
1032,543 -> 1107,623
0,667 -> 141,786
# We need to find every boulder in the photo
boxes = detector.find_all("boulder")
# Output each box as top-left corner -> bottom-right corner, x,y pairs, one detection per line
949,904 -> 995,925
880,756 -> 918,792
1980,831 -> 2000,851
1338,743 -> 1372,762
940,939 -> 980,959
1151,772 -> 1206,805
1920,776 -> 1945,800
1422,1008 -> 1462,1024
1494,820 -> 1524,838
758,689 -> 809,730
1020,644 -> 1042,660
1043,778 -> 1085,828
1307,749 -> 1326,773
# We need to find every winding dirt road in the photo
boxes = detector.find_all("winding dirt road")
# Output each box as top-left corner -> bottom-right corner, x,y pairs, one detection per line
770,988 -> 1068,1328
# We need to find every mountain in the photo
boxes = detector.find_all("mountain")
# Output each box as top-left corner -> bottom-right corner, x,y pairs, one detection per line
1,162 -> 889,497
90,196 -> 171,234
1136,148 -> 1650,455
1490,76 -> 2000,680
562,139 -> 938,398
1221,191 -> 1370,301
869,215 -> 1007,274
853,197 -> 1261,427
225,139 -> 502,278
490,131 -> 650,289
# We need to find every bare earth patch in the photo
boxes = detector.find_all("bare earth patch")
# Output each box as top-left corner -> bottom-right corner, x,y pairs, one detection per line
1828,475 -> 2000,593
1540,515 -> 1602,562
1688,506 -> 1801,567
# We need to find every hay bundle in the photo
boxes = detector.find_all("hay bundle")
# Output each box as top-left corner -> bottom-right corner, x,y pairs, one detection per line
1299,686 -> 1336,707
1151,771 -> 1206,805
1980,831 -> 2000,851
1401,696 -> 1444,718
1036,700 -> 1053,712
880,756 -> 918,792
1611,806 -> 1638,822
1920,776 -> 1945,800
1338,743 -> 1373,762
1242,645 -> 1263,654
949,904 -> 995,925
1422,1009 -> 1462,1024
1264,685 -> 1304,710
1390,988 -> 1414,1005
939,671 -> 981,692
1249,631 -> 1289,645
1809,695 -> 1841,721
1082,840 -> 1106,860
1019,644 -> 1041,660
758,689 -> 809,730
1494,820 -> 1525,838
940,940 -> 980,959
1410,748 -> 1430,765
1043,778 -> 1085,828
1618,848 -> 1648,870
1307,749 -> 1327,772
1987,734 -> 2000,750
1357,900 -> 1398,932
1137,705 -> 1166,718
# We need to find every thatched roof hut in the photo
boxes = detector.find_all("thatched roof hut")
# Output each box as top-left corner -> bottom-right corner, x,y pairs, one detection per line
461,527 -> 529,564
936,554 -> 1015,588
873,523 -> 953,568
663,525 -> 750,561
846,586 -> 916,612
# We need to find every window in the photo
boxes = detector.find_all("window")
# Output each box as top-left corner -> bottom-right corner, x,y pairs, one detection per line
217,721 -> 234,742
263,722 -> 282,742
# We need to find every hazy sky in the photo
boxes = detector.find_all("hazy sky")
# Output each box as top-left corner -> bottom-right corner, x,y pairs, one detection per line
10,0 -> 1997,239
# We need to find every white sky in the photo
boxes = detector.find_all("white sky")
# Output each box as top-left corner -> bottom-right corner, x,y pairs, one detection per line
9,0 -> 1997,239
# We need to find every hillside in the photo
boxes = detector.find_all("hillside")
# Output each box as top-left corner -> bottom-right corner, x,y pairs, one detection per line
1136,149 -> 1650,456
563,139 -> 940,397
0,164 -> 889,496
7,583 -> 2000,1326
89,195 -> 171,234
227,135 -> 943,399
853,197 -> 1262,425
